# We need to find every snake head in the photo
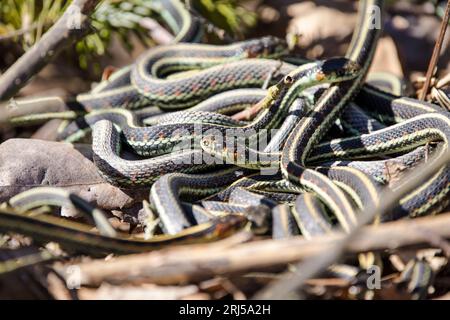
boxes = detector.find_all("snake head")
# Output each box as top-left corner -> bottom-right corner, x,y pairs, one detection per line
200,135 -> 223,158
244,205 -> 271,234
257,73 -> 295,108
245,36 -> 288,58
214,214 -> 248,237
318,57 -> 361,83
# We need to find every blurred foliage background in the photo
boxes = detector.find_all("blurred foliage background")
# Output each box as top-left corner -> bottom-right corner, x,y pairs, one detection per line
1,1 -> 447,77
0,0 -> 257,73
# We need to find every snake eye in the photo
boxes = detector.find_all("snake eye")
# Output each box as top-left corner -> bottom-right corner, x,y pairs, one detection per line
247,45 -> 262,58
284,75 -> 294,84
202,137 -> 212,147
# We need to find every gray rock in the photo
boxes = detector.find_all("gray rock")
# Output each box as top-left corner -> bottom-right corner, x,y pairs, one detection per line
0,138 -> 146,210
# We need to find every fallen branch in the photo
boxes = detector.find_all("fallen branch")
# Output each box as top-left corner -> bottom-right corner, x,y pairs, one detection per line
139,18 -> 174,45
0,0 -> 100,101
419,0 -> 450,100
254,149 -> 450,299
64,211 -> 450,287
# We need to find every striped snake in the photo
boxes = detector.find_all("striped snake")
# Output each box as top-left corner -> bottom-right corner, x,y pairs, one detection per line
1,187 -> 246,255
2,0 -> 450,258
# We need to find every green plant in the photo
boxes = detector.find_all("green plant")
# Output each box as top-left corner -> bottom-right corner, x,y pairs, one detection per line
0,0 -> 257,73
193,0 -> 257,39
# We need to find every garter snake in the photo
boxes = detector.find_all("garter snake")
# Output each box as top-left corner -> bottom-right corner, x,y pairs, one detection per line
228,187 -> 277,209
292,193 -> 333,238
1,188 -> 248,255
149,167 -> 286,235
203,89 -> 450,220
63,59 -> 296,158
309,103 -> 450,218
92,119 -> 210,187
81,37 -> 289,110
3,0 -> 450,256
271,204 -> 299,239
58,88 -> 266,143
199,57 -> 362,168
150,167 -> 250,234
279,0 -> 385,232
0,208 -> 247,255
200,0 -> 387,233
7,187 -> 117,237
204,173 -> 302,203
77,0 -> 205,109
0,0 -> 203,123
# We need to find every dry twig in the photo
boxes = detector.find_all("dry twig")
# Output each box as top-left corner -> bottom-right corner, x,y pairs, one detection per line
61,209 -> 450,287
419,0 -> 450,100
254,150 -> 450,299
0,0 -> 100,100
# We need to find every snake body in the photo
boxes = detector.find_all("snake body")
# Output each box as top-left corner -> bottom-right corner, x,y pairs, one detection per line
150,167 -> 250,234
3,0 -> 450,256
66,59 -> 351,164
279,0 -> 385,232
0,205 -> 246,255
79,37 -> 288,110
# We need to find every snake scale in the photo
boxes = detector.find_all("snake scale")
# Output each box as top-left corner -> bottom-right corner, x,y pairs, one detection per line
1,0 -> 449,257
